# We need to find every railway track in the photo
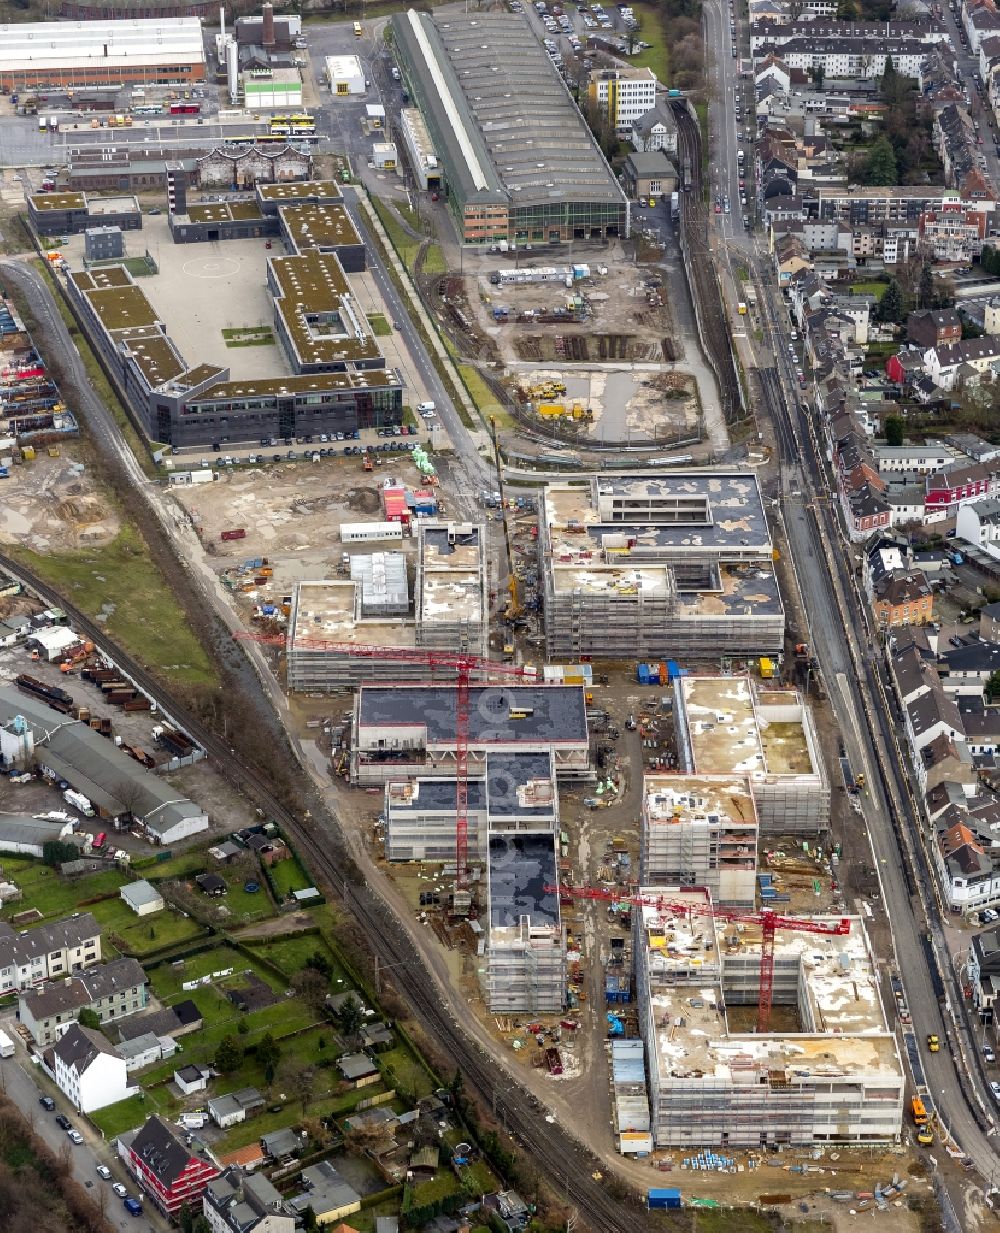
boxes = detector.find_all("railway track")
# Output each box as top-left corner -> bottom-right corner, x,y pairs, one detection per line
0,549 -> 651,1233
670,102 -> 744,427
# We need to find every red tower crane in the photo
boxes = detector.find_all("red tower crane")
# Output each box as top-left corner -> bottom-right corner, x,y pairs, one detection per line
235,632 -> 536,888
550,884 -> 851,1033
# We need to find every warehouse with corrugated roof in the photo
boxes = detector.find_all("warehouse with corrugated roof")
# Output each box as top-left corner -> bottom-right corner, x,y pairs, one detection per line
391,9 -> 628,246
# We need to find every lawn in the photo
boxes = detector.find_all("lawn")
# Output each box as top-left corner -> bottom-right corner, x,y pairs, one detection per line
421,244 -> 446,276
108,906 -> 206,957
217,1079 -> 380,1151
368,313 -> 392,336
245,931 -> 345,983
131,849 -> 206,879
268,854 -> 312,899
372,198 -> 420,271
12,523 -> 217,689
457,364 -> 501,423
0,859 -> 128,921
89,1086 -> 180,1141
628,2 -> 670,85
217,879 -> 275,924
849,281 -> 889,300
375,1044 -> 435,1100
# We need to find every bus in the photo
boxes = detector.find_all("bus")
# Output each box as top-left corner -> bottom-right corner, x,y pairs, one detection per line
270,113 -> 314,136
353,19 -> 363,35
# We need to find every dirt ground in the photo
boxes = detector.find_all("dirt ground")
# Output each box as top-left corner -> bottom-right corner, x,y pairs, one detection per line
169,453 -> 440,613
0,452 -> 119,550
472,265 -> 678,365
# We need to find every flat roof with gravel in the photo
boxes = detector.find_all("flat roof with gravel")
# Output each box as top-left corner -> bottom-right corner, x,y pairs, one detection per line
115,326 -> 186,386
86,284 -> 160,332
289,579 -> 417,648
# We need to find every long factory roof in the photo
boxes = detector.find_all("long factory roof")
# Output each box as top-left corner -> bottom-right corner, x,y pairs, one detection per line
0,17 -> 206,73
393,10 -> 624,210
358,683 -> 588,745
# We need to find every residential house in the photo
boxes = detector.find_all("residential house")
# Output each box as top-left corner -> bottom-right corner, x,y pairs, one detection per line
50,1021 -> 133,1113
934,820 -> 1000,911
939,637 -> 1000,696
208,1087 -> 265,1128
197,873 -> 227,896
121,1114 -> 220,1217
957,497 -> 1000,556
174,1064 -> 210,1095
114,999 -> 202,1043
919,732 -> 978,797
630,103 -> 679,156
968,925 -> 1000,1017
925,460 -> 999,519
286,1162 -> 361,1226
905,685 -> 966,757
218,1143 -> 267,1174
906,309 -> 963,349
872,570 -> 934,628
960,698 -> 1000,757
120,880 -> 164,916
482,1190 -> 533,1232
924,339 -> 1000,391
203,1167 -> 294,1233
19,956 -> 148,1045
0,912 -> 101,995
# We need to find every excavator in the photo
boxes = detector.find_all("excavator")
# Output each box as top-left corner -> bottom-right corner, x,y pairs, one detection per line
490,417 -> 526,632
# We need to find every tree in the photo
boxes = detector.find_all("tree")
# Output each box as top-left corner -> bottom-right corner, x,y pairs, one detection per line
862,135 -> 898,186
962,316 -> 984,339
300,1206 -> 319,1233
335,993 -> 364,1040
307,950 -> 332,979
918,262 -> 935,310
292,966 -> 328,1014
77,1008 -> 101,1031
42,839 -> 78,867
987,670 -> 1000,703
879,55 -> 899,99
884,416 -> 905,447
877,278 -> 904,325
256,1032 -> 282,1084
214,1034 -> 244,1073
279,1059 -> 316,1113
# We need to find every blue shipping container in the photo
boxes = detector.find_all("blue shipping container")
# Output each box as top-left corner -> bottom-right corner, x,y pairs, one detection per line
648,1188 -> 682,1209
637,663 -> 650,684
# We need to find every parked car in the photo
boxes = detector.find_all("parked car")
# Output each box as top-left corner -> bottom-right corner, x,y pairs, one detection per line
112,1183 -> 128,1198
124,1196 -> 143,1216
39,1096 -> 55,1111
96,1165 -> 111,1179
985,1045 -> 996,1063
55,1114 -> 72,1130
68,1129 -> 84,1144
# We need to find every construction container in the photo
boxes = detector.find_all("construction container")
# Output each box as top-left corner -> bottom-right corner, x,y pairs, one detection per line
648,1189 -> 682,1210
220,528 -> 247,541
759,656 -> 775,679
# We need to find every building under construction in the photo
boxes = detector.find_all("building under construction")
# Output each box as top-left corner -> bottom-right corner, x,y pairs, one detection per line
675,675 -> 829,837
414,522 -> 488,660
640,774 -> 758,908
538,472 -> 784,660
352,683 -> 590,785
485,831 -> 565,1014
635,888 -> 905,1147
285,521 -> 488,691
384,750 -> 558,862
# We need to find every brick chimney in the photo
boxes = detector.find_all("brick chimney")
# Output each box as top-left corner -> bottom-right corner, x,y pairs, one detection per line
262,2 -> 275,47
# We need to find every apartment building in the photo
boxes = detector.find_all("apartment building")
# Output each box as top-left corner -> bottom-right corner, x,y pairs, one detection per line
204,1168 -> 294,1233
414,521 -> 489,659
635,889 -> 904,1147
539,472 -> 784,661
758,37 -> 926,78
0,913 -> 101,995
872,570 -> 934,628
674,675 -> 830,836
121,1115 -> 220,1217
19,956 -> 148,1045
640,774 -> 758,907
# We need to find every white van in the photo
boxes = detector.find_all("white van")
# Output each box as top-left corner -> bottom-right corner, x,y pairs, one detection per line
416,401 -> 436,413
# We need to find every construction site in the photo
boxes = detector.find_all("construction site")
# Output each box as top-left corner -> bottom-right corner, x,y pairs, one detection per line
632,888 -> 905,1149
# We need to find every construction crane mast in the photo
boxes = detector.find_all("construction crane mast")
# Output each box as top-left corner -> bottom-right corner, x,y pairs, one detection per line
236,632 -> 534,888
551,884 -> 851,1033
489,416 -> 524,626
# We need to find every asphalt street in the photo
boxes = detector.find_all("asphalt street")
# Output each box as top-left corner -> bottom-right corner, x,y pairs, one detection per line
0,1051 -> 160,1232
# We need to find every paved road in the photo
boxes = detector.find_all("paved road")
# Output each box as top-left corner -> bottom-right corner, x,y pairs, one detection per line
0,1051 -> 159,1232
